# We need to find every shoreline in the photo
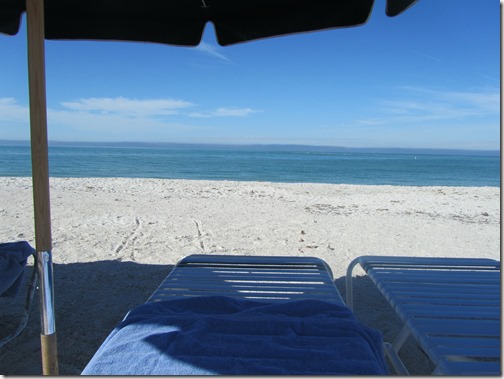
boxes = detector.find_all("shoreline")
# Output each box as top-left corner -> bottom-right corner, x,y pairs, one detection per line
0,174 -> 501,187
0,177 -> 500,374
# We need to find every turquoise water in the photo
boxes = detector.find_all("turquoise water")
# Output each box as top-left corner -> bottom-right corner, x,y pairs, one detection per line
0,144 -> 500,187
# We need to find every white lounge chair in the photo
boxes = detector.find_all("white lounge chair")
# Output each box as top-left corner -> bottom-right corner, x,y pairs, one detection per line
82,254 -> 388,375
346,256 -> 501,375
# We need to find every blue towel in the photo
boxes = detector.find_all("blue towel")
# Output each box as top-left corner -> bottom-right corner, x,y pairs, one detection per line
0,241 -> 35,298
82,296 -> 388,375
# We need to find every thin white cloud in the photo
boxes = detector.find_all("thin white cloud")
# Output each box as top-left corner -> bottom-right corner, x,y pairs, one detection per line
0,97 -> 260,125
195,42 -> 231,62
61,97 -> 194,118
189,107 -> 261,118
400,86 -> 499,109
413,50 -> 442,63
438,90 -> 499,112
359,86 -> 499,126
0,96 -> 262,141
214,107 -> 259,117
0,98 -> 29,122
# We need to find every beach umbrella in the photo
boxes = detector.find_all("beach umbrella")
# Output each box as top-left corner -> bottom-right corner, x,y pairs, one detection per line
3,0 -> 418,45
0,0 -> 418,374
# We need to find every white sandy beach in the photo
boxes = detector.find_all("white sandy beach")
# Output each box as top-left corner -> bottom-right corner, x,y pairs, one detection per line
0,177 -> 500,375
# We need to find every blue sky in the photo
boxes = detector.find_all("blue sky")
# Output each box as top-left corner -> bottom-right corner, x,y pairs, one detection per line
0,0 -> 500,150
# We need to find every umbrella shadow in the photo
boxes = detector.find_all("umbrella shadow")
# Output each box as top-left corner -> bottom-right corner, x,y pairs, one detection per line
1,263 -> 434,375
0,259 -> 172,375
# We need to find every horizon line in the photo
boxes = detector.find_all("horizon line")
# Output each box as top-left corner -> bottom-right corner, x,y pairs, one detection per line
0,139 -> 500,155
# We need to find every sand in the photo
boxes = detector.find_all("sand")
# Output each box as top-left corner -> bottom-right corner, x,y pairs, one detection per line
0,177 -> 500,375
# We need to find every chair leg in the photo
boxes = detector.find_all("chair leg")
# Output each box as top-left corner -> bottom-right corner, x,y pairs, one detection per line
345,257 -> 362,310
383,324 -> 411,375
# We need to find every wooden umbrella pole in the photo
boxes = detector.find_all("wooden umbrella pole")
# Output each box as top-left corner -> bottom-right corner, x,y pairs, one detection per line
26,0 -> 58,375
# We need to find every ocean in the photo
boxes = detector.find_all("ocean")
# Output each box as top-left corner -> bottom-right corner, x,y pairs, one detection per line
0,143 -> 500,187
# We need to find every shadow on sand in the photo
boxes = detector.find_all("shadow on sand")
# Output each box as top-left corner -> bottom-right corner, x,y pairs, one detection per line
0,259 -> 172,375
1,262 -> 433,375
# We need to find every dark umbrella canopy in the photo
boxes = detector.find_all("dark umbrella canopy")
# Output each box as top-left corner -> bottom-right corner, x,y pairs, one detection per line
1,0 -> 417,46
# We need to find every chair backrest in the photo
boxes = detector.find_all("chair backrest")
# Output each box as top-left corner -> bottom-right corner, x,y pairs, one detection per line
149,254 -> 345,304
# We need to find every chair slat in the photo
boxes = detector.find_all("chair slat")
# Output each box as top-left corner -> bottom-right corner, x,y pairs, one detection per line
397,304 -> 500,319
149,254 -> 344,304
433,345 -> 501,359
437,360 -> 501,375
424,335 -> 501,348
411,318 -> 500,337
